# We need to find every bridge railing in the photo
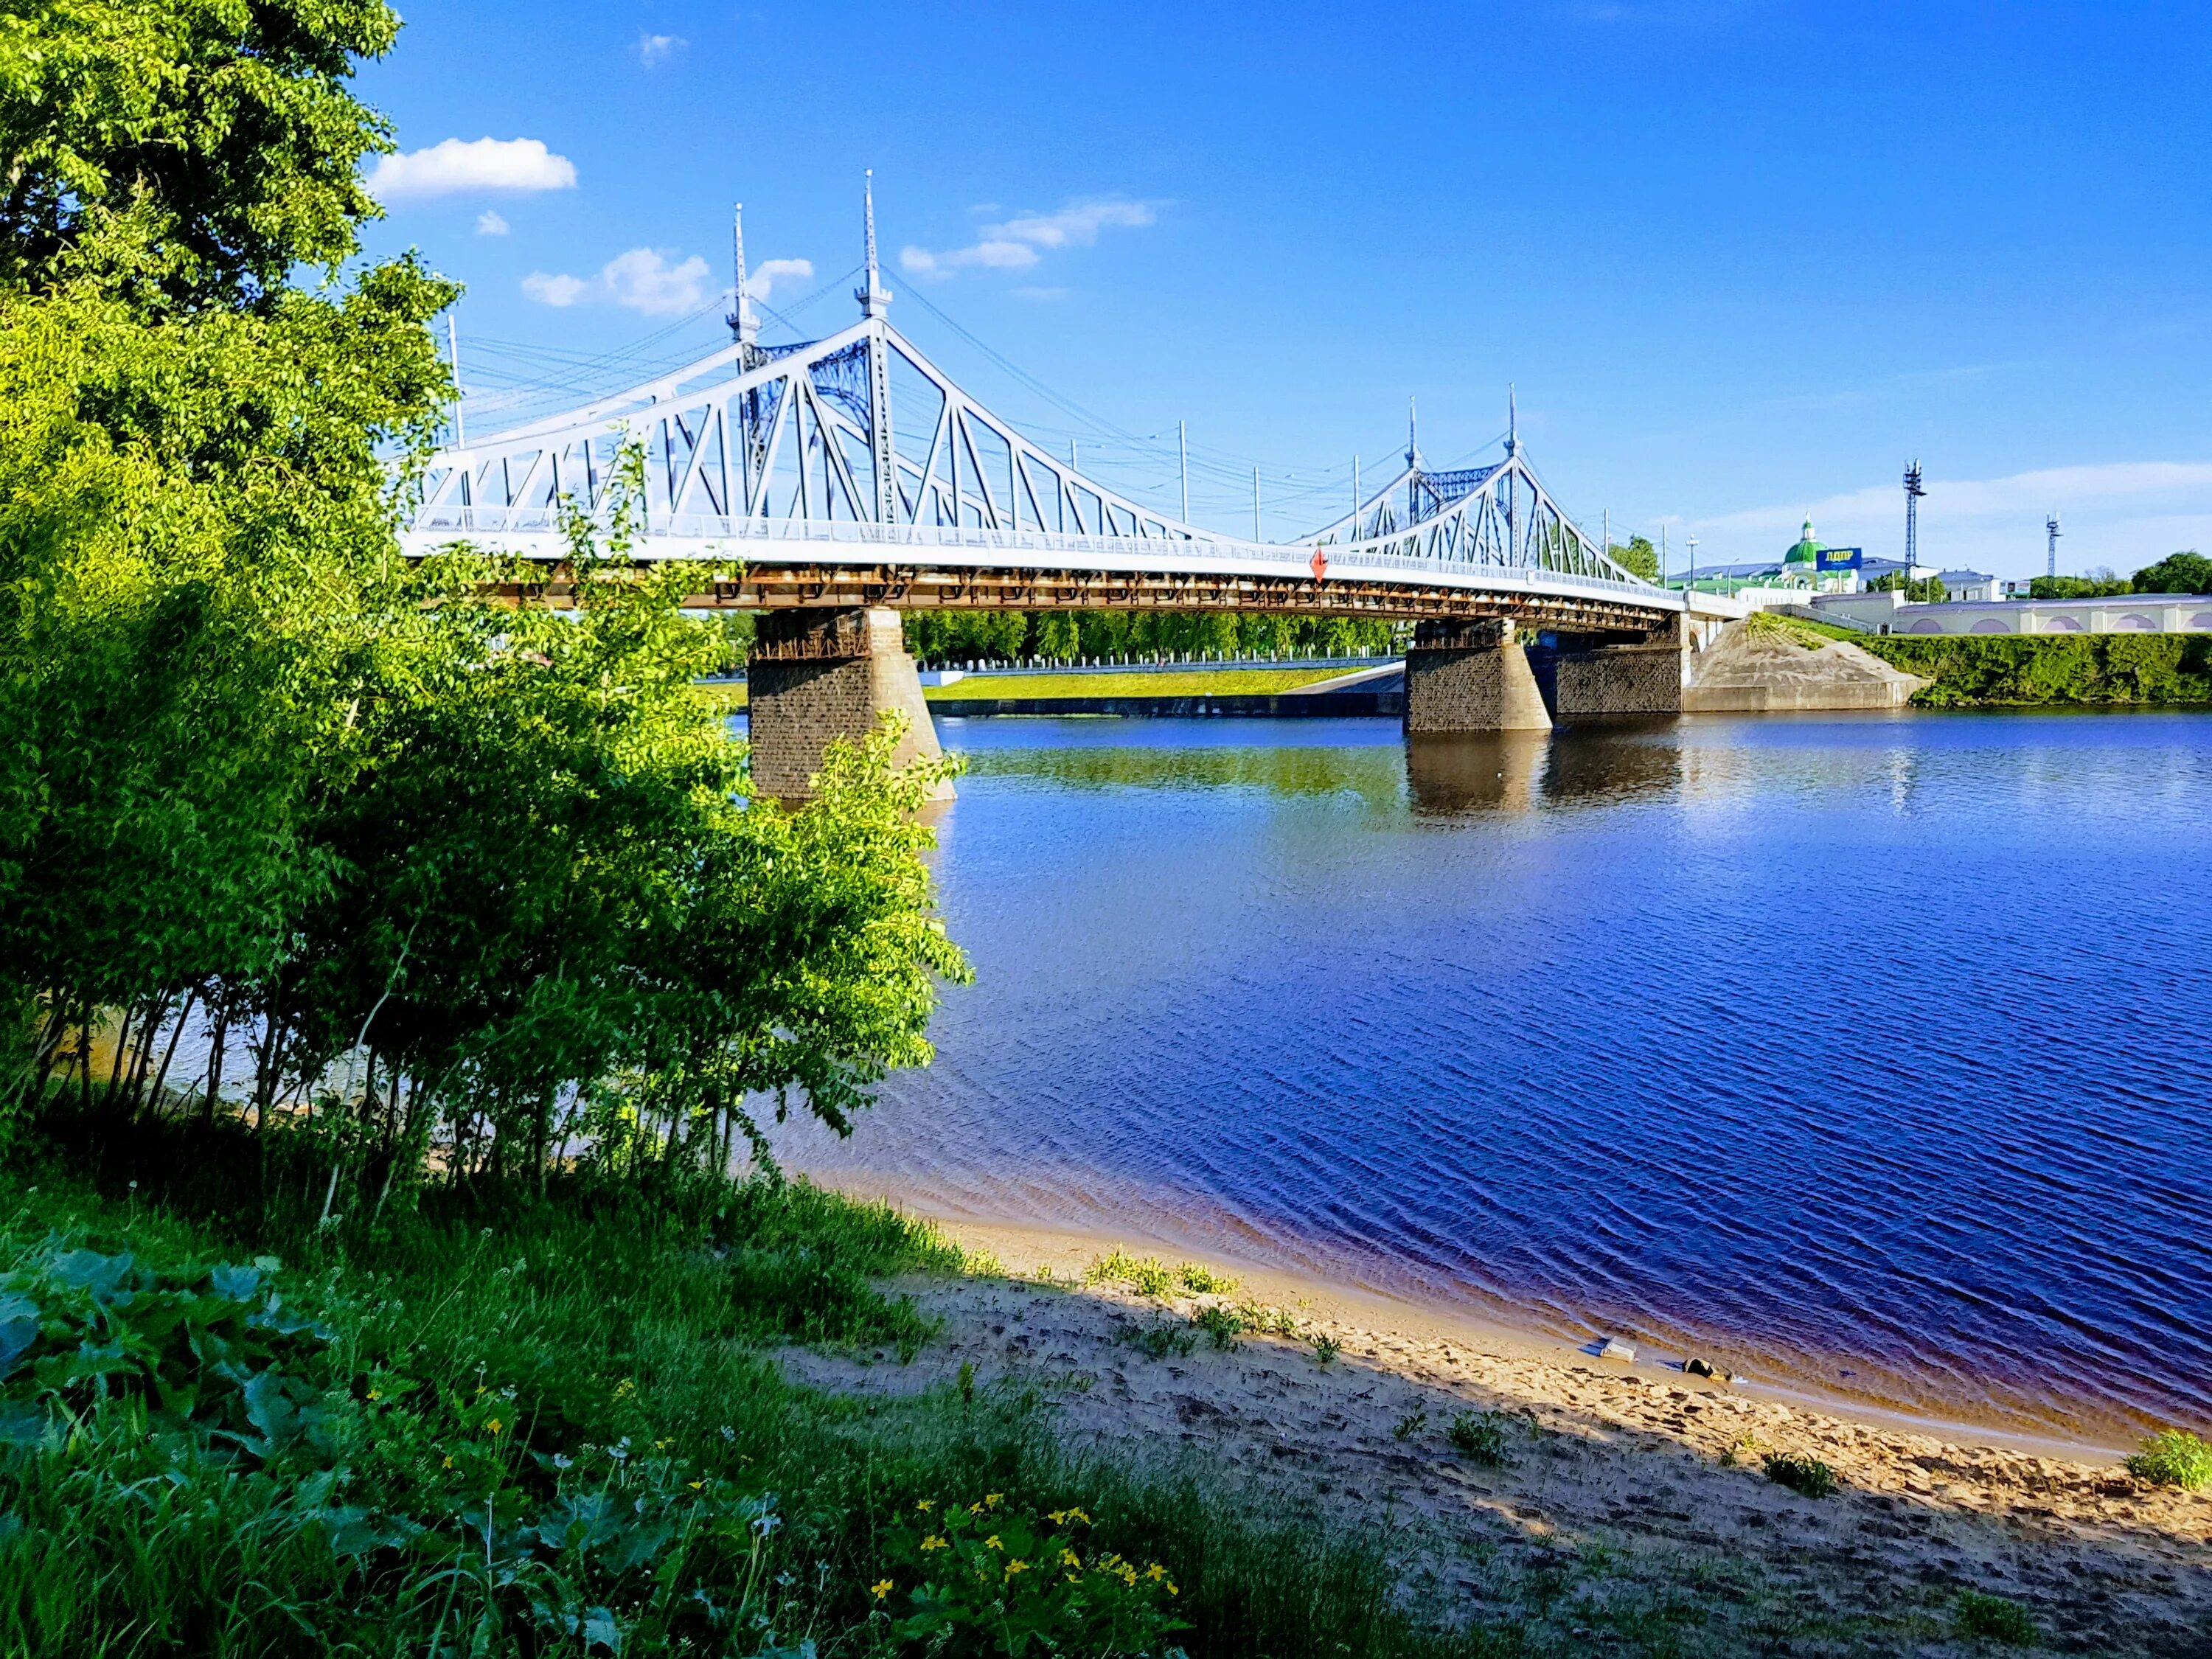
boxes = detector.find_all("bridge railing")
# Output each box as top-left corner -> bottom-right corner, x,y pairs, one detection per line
406,507 -> 1677,609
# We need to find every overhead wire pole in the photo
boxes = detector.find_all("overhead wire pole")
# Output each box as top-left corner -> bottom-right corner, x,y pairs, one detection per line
445,311 -> 465,448
1178,420 -> 1189,522
1252,467 -> 1261,541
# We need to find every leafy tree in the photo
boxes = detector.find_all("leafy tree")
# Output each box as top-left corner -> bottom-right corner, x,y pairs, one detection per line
1871,572 -> 1949,602
0,0 -> 399,307
1609,535 -> 1660,581
2130,551 -> 2212,594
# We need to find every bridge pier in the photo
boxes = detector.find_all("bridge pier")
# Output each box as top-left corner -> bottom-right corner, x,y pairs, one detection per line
1527,618 -> 1687,720
1402,619 -> 1553,734
745,608 -> 953,805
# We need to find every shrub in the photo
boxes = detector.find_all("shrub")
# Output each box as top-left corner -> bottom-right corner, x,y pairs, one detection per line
1309,1332 -> 1340,1366
1761,1453 -> 1837,1498
1954,1589 -> 2038,1645
1391,1411 -> 1427,1442
1447,1411 -> 1510,1467
2124,1428 -> 2212,1490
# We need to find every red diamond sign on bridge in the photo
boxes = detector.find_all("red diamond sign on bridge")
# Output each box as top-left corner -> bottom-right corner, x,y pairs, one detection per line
1310,548 -> 1329,582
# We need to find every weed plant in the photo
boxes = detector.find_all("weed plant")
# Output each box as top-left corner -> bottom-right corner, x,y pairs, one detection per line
1447,1411 -> 1511,1467
1761,1453 -> 1838,1498
2124,1428 -> 2212,1490
1191,1304 -> 1245,1350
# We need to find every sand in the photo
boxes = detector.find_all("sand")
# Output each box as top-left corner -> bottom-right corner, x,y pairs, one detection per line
779,1211 -> 2212,1657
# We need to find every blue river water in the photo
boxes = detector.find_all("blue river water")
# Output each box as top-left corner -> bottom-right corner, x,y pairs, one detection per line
769,710 -> 2212,1439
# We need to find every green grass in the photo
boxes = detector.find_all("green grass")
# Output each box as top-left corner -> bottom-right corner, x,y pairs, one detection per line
925,667 -> 1362,700
1447,1411 -> 1512,1467
692,679 -> 748,711
1953,1589 -> 2039,1646
2124,1427 -> 2212,1489
1744,610 -> 1866,648
0,1122 -> 1520,1658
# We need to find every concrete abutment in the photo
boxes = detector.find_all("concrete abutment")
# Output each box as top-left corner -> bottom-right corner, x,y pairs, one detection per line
745,608 -> 953,804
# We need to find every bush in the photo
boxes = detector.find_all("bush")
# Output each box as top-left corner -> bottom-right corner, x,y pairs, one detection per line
2124,1428 -> 2212,1490
1861,634 -> 2212,706
1954,1589 -> 2038,1645
1190,1304 -> 1245,1350
1761,1453 -> 1837,1498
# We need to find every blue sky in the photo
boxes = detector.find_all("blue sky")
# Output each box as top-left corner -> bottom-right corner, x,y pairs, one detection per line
359,1 -> 2212,577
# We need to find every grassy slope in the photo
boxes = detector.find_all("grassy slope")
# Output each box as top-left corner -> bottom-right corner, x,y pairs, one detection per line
925,667 -> 1357,701
0,1124 -> 1512,1659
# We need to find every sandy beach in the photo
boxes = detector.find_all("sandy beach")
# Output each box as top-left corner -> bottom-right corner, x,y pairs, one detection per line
782,1206 -> 2212,1656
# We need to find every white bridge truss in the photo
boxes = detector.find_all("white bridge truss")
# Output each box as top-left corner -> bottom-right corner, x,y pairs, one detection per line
405,251 -> 1679,627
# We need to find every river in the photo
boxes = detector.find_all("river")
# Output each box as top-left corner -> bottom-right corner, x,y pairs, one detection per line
766,709 -> 2212,1443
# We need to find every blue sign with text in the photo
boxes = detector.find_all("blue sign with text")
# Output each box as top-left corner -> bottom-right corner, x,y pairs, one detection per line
1816,546 -> 1864,572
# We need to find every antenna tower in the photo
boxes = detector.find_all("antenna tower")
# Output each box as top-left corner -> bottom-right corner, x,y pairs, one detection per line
2046,512 -> 2061,580
1903,461 -> 1927,575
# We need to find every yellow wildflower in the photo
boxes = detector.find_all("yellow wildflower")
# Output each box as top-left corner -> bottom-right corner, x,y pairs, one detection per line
1146,1563 -> 1166,1582
1067,1508 -> 1091,1525
1046,1509 -> 1066,1526
484,1418 -> 504,1436
916,1499 -> 934,1513
1059,1548 -> 1081,1569
440,1455 -> 453,1469
920,1535 -> 948,1552
366,1388 -> 383,1401
1119,1565 -> 1138,1587
871,1579 -> 893,1601
1168,1582 -> 1179,1596
1005,1559 -> 1029,1577
654,1437 -> 672,1451
688,1481 -> 703,1491
984,1534 -> 1003,1551
984,1492 -> 1004,1508
612,1378 -> 636,1402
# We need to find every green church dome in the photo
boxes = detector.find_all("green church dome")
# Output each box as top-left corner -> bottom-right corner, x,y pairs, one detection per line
1783,516 -> 1822,566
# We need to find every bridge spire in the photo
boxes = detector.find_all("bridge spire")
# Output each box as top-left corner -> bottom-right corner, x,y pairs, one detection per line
858,169 -> 892,319
1505,384 -> 1518,459
1406,396 -> 1422,471
728,201 -> 759,352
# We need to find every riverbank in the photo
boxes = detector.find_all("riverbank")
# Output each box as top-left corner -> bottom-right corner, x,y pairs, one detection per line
784,1205 -> 2212,1655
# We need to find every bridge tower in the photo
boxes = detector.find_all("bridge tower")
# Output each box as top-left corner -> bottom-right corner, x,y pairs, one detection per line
745,175 -> 950,804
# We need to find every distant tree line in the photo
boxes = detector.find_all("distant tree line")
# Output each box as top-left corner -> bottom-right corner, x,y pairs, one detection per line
2031,552 -> 2212,599
902,609 -> 1404,664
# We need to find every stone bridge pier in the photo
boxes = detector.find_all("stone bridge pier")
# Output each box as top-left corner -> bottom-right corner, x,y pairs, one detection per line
1528,616 -> 1688,720
745,608 -> 952,804
1402,619 -> 1554,733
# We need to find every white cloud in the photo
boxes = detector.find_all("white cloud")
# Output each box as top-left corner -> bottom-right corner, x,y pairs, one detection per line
900,197 -> 1155,280
367,136 -> 577,203
521,271 -> 591,307
745,257 -> 813,304
1705,460 -> 2212,539
476,210 -> 509,236
523,247 -> 717,317
638,32 -> 686,66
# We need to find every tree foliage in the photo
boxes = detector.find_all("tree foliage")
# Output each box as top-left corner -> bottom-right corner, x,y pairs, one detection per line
0,0 -> 968,1204
0,0 -> 397,306
2129,550 -> 2212,594
1608,535 -> 1660,581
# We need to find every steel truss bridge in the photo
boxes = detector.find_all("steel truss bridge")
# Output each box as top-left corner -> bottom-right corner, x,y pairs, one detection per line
404,201 -> 1682,636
